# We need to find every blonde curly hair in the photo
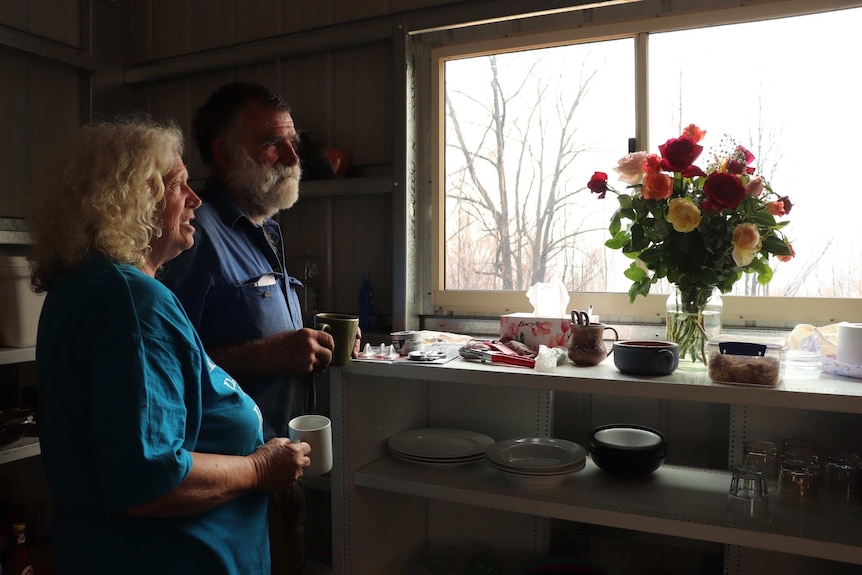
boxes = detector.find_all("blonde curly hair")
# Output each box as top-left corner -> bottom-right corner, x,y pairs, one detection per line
28,117 -> 184,293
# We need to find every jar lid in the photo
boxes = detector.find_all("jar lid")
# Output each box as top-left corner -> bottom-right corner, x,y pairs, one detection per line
707,334 -> 788,350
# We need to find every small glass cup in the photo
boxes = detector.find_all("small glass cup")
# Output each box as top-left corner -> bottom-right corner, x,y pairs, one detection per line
743,440 -> 779,483
824,452 -> 862,510
778,457 -> 820,511
727,464 -> 770,520
779,446 -> 821,477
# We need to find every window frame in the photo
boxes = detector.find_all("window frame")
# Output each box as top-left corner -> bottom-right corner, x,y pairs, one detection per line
428,0 -> 862,326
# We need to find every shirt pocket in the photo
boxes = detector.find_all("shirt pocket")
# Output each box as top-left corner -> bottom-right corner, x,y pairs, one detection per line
231,272 -> 291,338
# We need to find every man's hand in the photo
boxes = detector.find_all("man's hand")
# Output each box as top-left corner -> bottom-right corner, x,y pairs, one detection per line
270,328 -> 334,373
352,326 -> 363,358
208,327 -> 339,377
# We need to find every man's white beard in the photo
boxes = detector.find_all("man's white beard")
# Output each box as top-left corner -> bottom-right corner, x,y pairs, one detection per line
225,145 -> 301,221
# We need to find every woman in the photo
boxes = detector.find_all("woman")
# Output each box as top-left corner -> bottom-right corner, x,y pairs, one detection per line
28,117 -> 310,574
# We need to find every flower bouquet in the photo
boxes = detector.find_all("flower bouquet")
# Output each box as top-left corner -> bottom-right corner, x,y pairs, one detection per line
588,124 -> 794,365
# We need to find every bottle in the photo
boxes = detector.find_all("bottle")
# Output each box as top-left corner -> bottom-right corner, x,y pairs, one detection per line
358,272 -> 374,332
6,522 -> 32,575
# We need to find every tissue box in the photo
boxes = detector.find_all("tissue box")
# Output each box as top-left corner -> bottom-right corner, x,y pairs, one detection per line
500,313 -> 572,350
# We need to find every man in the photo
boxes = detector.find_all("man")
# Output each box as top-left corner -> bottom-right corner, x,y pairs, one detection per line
160,82 -> 359,574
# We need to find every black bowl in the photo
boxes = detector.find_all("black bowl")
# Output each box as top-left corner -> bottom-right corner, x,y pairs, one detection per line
589,424 -> 667,477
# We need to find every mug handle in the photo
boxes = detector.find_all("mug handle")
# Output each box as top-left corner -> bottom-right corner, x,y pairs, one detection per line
603,326 -> 620,357
654,349 -> 674,370
319,323 -> 331,334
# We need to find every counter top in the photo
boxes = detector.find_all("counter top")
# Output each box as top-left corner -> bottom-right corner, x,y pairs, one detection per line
347,355 -> 862,413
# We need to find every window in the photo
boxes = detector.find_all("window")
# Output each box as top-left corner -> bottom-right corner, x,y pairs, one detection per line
430,3 -> 862,324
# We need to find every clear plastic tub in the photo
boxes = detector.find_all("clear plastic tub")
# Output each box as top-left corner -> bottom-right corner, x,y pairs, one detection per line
707,334 -> 787,386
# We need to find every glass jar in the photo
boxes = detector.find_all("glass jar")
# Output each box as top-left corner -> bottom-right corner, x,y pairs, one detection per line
666,286 -> 723,369
743,440 -> 779,484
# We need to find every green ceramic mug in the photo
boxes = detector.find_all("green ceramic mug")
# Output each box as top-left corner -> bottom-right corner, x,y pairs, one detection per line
315,312 -> 359,367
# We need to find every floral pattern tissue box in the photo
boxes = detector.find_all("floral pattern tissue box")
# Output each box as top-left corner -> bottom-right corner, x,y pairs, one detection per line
500,313 -> 572,351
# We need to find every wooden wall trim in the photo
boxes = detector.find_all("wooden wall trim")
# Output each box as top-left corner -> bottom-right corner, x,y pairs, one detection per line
121,0 -> 630,85
122,17 -> 394,85
0,23 -> 95,70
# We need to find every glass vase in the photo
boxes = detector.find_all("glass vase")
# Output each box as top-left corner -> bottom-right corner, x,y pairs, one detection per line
666,286 -> 723,369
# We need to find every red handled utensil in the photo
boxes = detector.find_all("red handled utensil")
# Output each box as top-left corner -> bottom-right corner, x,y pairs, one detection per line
459,343 -> 536,368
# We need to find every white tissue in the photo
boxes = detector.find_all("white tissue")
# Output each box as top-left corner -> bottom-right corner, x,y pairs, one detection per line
526,277 -> 569,317
535,345 -> 557,372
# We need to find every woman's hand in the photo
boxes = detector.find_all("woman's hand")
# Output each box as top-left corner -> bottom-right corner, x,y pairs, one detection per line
249,437 -> 312,490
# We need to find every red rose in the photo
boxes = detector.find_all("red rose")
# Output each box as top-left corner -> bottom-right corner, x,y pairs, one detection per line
658,137 -> 703,172
703,172 -> 746,211
588,172 -> 609,198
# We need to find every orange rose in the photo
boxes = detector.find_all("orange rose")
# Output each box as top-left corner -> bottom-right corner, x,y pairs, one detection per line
777,242 -> 795,262
732,222 -> 762,251
641,173 -> 673,200
681,124 -> 707,143
643,154 -> 662,175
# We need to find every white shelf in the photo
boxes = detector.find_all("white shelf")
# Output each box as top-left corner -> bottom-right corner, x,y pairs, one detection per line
0,347 -> 36,365
335,358 -> 862,572
348,357 -> 862,413
356,455 -> 862,565
0,437 -> 40,465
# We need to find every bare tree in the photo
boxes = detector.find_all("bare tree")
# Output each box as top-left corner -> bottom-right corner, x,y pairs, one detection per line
445,53 -> 603,291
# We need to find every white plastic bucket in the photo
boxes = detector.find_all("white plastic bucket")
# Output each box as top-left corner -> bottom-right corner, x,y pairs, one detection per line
0,256 -> 44,347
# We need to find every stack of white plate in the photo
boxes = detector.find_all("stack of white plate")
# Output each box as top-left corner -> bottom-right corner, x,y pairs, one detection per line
485,437 -> 587,489
388,428 -> 495,466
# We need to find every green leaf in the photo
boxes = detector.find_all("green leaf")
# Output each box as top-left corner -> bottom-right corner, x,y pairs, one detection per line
757,262 -> 774,285
749,210 -> 777,226
629,225 -> 648,251
609,210 -> 622,236
763,235 -> 791,256
605,230 -> 630,250
624,262 -> 648,282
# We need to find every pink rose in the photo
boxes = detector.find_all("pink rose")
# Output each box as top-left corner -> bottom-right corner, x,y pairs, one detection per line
745,176 -> 764,198
726,145 -> 755,175
614,152 -> 648,185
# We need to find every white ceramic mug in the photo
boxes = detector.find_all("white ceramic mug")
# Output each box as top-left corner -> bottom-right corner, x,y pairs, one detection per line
288,414 -> 333,477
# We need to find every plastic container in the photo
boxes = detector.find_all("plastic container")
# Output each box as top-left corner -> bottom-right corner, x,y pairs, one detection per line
0,256 -> 44,347
784,350 -> 823,380
707,334 -> 787,387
